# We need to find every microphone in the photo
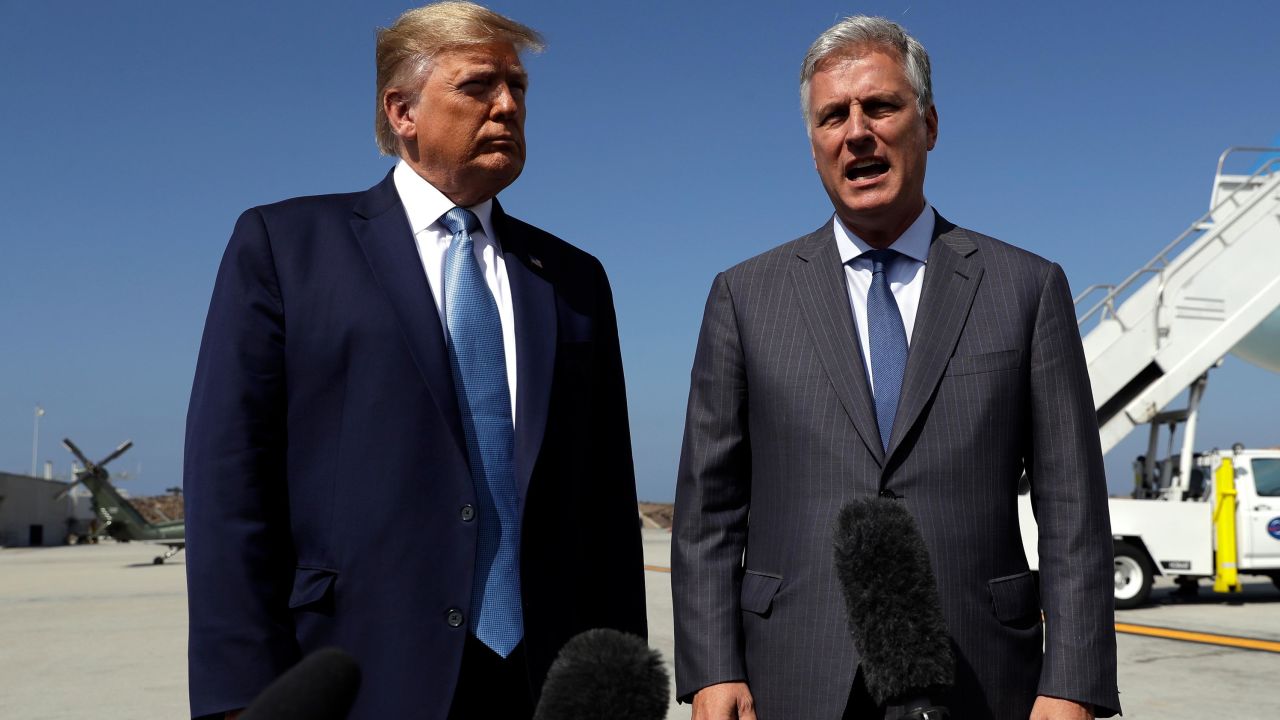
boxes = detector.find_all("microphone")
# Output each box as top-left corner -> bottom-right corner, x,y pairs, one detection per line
241,647 -> 361,720
834,497 -> 954,720
533,628 -> 670,720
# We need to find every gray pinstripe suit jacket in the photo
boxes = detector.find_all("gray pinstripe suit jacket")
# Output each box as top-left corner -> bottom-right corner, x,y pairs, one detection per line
672,213 -> 1120,719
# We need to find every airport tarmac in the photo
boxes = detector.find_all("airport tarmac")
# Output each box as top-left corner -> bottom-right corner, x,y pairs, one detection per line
2,530 -> 1277,718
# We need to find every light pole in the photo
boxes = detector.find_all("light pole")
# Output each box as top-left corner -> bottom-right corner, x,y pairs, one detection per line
31,405 -> 44,477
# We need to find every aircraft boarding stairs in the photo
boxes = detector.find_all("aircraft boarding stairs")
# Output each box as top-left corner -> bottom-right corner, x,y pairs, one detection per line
1076,147 -> 1280,466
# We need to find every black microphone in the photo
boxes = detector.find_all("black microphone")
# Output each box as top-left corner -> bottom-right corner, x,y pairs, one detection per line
834,497 -> 954,720
241,647 -> 361,720
533,628 -> 670,720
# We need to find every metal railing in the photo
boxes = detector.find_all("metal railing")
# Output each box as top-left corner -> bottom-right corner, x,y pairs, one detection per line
1076,147 -> 1280,332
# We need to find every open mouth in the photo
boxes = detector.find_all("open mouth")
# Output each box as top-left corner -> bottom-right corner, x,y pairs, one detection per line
845,158 -> 889,181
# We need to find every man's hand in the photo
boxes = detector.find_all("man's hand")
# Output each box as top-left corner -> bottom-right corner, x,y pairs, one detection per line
692,682 -> 756,720
1030,695 -> 1093,719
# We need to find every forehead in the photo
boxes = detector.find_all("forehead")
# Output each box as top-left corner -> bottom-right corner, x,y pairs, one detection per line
432,42 -> 526,75
810,47 -> 911,95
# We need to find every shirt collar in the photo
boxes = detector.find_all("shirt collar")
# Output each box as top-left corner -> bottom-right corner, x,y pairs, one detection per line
834,201 -> 934,265
392,159 -> 497,242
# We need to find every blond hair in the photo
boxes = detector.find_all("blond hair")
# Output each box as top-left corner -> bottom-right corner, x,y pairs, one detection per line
374,2 -> 544,155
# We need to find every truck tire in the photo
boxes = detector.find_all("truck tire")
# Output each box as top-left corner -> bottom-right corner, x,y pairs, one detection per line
1113,541 -> 1154,609
1269,573 -> 1280,593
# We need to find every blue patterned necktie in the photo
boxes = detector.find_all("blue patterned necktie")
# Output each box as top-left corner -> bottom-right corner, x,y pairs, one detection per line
440,207 -> 523,657
865,248 -> 908,452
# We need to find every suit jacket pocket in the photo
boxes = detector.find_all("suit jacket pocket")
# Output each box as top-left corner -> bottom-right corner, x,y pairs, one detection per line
988,570 -> 1040,625
944,349 -> 1020,377
558,338 -> 594,356
289,566 -> 337,610
740,570 -> 782,616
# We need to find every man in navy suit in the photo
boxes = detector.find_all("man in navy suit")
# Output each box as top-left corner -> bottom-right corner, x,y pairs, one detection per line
184,4 -> 647,719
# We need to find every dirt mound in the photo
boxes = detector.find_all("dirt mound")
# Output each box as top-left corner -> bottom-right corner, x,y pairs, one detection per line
638,502 -> 674,529
129,495 -> 184,525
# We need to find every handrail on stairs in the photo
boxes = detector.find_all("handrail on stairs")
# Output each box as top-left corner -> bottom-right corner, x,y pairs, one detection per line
1073,284 -> 1115,305
1073,284 -> 1118,320
1076,148 -> 1280,331
1215,146 -> 1280,179
1152,152 -> 1280,346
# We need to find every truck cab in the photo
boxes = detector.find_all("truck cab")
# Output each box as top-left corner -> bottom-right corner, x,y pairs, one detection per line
1234,450 -> 1280,571
1018,448 -> 1280,608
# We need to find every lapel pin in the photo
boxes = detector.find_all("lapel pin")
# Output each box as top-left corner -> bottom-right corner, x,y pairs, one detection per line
530,256 -> 543,269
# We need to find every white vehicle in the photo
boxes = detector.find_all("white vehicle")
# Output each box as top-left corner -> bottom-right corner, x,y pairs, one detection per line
1018,147 -> 1280,608
1019,445 -> 1280,609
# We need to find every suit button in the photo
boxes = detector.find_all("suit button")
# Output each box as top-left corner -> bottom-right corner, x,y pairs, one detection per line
447,609 -> 464,628
460,504 -> 475,522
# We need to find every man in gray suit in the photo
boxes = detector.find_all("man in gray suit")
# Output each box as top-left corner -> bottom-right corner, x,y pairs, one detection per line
672,16 -> 1119,720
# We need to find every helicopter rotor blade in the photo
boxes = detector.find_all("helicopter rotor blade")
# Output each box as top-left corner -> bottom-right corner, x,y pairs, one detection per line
97,440 -> 134,469
62,438 -> 93,471
53,478 -> 84,501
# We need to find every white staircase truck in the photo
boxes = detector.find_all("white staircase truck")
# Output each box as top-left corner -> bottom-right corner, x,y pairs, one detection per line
1017,147 -> 1280,608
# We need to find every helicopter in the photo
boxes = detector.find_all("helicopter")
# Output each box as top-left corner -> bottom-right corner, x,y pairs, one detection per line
56,438 -> 185,564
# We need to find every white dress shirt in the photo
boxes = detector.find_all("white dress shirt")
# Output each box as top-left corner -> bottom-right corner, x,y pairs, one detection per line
834,203 -> 934,392
393,160 -> 518,423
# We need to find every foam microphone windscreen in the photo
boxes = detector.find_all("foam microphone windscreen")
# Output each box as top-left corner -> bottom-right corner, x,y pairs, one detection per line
240,647 -> 361,720
533,628 -> 670,720
834,497 -> 954,706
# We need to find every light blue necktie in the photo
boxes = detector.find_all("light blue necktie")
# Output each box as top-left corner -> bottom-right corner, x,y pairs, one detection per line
440,207 -> 523,657
865,249 -> 908,453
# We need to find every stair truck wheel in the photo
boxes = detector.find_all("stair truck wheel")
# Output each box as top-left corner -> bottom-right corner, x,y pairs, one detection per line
1113,541 -> 1154,609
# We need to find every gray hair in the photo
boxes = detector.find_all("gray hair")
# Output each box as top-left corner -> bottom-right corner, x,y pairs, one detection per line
799,16 -> 933,126
374,1 -> 544,156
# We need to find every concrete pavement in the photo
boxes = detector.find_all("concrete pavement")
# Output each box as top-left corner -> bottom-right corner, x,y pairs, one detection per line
2,532 -> 1278,718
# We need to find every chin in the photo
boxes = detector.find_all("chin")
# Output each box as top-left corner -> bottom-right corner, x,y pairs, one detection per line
838,195 -> 895,218
467,154 -> 522,185
845,180 -> 915,210
487,154 -> 524,176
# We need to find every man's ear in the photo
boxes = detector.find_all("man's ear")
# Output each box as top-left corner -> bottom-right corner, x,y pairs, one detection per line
925,104 -> 939,151
383,89 -> 417,141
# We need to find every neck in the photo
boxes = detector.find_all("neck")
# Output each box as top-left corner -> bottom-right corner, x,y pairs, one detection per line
398,154 -> 495,208
839,200 -> 926,249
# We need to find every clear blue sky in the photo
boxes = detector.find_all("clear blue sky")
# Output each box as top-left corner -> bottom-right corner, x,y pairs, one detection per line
2,0 -> 1278,501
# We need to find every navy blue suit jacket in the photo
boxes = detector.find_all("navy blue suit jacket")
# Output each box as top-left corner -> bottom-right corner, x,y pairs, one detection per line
184,170 -> 647,719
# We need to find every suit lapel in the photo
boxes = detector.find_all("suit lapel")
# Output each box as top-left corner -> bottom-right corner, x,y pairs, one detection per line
886,213 -> 984,461
349,170 -> 467,459
790,222 -> 885,466
493,202 -> 556,502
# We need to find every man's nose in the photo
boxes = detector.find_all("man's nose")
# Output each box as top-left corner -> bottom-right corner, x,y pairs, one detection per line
844,108 -> 873,147
491,83 -> 520,118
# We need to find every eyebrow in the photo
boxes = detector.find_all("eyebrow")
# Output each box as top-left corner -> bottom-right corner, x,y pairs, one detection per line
814,90 -> 905,115
813,99 -> 846,118
861,90 -> 905,104
452,61 -> 528,84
